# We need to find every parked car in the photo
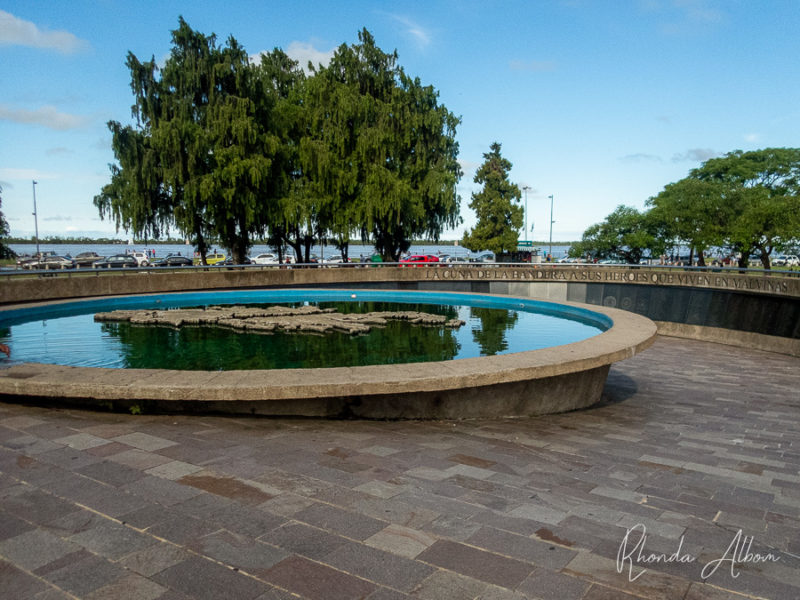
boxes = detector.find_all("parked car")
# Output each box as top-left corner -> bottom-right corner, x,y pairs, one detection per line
400,254 -> 439,266
153,255 -> 193,267
321,255 -> 345,265
93,254 -> 139,268
17,251 -> 57,269
192,252 -> 226,266
73,251 -> 103,268
443,255 -> 470,265
251,253 -> 279,265
216,256 -> 252,266
470,252 -> 495,263
36,255 -> 75,270
772,254 -> 799,267
128,251 -> 151,266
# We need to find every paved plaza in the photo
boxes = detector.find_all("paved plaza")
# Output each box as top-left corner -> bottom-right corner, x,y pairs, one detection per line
0,336 -> 798,599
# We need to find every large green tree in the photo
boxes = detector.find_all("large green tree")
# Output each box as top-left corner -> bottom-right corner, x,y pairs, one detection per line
0,185 -> 14,259
96,18 -> 283,263
303,29 -> 462,261
646,178 -> 730,266
570,205 -> 663,264
691,148 -> 800,268
461,142 -> 522,255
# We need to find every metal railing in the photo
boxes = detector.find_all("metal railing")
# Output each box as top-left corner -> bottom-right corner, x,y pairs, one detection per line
3,260 -> 799,280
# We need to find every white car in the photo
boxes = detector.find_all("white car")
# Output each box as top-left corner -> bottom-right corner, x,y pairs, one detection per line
129,251 -> 150,266
321,255 -> 345,264
772,254 -> 799,267
251,253 -> 279,265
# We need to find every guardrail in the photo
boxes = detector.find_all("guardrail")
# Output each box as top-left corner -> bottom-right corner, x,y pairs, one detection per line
3,261 -> 799,279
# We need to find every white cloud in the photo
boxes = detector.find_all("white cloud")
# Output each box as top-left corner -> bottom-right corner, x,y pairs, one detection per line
619,153 -> 663,163
744,133 -> 760,143
671,148 -> 717,163
285,41 -> 335,71
390,14 -> 431,48
0,104 -> 90,131
252,41 -> 336,73
509,60 -> 557,72
0,10 -> 89,54
46,147 -> 73,157
0,168 -> 58,181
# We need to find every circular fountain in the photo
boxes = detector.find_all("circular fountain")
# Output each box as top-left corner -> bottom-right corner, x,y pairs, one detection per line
0,289 -> 656,418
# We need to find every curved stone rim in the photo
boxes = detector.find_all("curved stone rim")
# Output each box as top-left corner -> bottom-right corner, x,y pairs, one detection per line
0,289 -> 657,414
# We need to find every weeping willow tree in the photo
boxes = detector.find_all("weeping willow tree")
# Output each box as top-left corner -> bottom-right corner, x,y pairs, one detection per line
303,29 -> 462,261
95,18 -> 283,263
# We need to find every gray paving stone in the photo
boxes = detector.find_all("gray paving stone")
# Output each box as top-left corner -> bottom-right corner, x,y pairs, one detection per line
0,529 -> 81,570
324,540 -> 435,592
68,520 -> 156,560
153,555 -> 270,599
42,553 -> 127,597
0,337 -> 797,600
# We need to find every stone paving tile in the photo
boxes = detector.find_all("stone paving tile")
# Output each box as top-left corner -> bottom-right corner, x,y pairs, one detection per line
76,459 -> 146,487
264,555 -> 377,600
153,555 -> 271,599
409,570 -> 488,599
365,523 -> 437,559
110,432 -> 178,451
294,501 -> 388,540
116,542 -> 193,578
416,539 -> 534,589
0,337 -> 798,599
68,519 -> 156,560
466,526 -> 577,570
42,553 -> 128,597
84,572 -> 168,600
107,448 -> 174,470
52,432 -> 109,451
517,566 -> 590,600
188,529 -> 289,575
0,529 -> 82,571
324,540 -> 435,592
257,521 -> 351,561
0,559 -> 52,598
145,459 -> 203,480
0,508 -> 36,540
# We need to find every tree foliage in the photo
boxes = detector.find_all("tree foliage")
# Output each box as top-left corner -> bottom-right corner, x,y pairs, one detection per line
570,205 -> 662,264
461,142 -> 522,255
646,178 -> 729,266
578,148 -> 800,268
690,148 -> 800,268
0,185 -> 14,259
303,29 -> 461,261
97,22 -> 461,263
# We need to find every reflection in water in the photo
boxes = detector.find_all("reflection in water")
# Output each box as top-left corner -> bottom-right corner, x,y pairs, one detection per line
1,300 -> 603,371
98,302 -> 463,370
468,307 -> 519,355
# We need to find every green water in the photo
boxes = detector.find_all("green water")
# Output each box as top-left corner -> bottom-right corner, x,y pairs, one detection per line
1,301 -> 602,370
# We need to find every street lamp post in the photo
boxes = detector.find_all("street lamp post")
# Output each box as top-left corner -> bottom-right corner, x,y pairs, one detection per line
32,180 -> 40,257
522,185 -> 531,242
548,194 -> 554,260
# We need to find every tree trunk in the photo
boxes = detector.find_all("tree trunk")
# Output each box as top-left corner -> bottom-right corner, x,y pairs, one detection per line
696,247 -> 706,267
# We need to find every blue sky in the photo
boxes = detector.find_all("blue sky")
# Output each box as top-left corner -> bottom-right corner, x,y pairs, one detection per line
1,1 -> 799,242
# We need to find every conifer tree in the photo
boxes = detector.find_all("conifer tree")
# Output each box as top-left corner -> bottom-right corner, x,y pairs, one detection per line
461,142 -> 523,255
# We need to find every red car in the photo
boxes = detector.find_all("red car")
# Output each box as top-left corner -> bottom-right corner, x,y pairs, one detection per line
399,254 -> 440,267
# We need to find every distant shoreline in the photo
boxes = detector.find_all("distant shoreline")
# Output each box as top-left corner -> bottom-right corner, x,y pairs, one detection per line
6,237 -> 581,247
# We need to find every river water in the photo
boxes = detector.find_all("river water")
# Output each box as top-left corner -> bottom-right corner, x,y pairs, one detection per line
9,242 -> 573,262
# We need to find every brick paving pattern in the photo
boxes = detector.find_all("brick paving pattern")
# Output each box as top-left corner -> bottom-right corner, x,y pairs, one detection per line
0,336 -> 798,599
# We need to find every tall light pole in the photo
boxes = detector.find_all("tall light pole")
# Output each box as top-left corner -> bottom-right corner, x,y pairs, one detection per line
522,185 -> 531,242
548,194 -> 554,260
32,180 -> 40,257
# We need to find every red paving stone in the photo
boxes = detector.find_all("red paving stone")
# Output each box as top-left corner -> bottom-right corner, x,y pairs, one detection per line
0,336 -> 799,599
